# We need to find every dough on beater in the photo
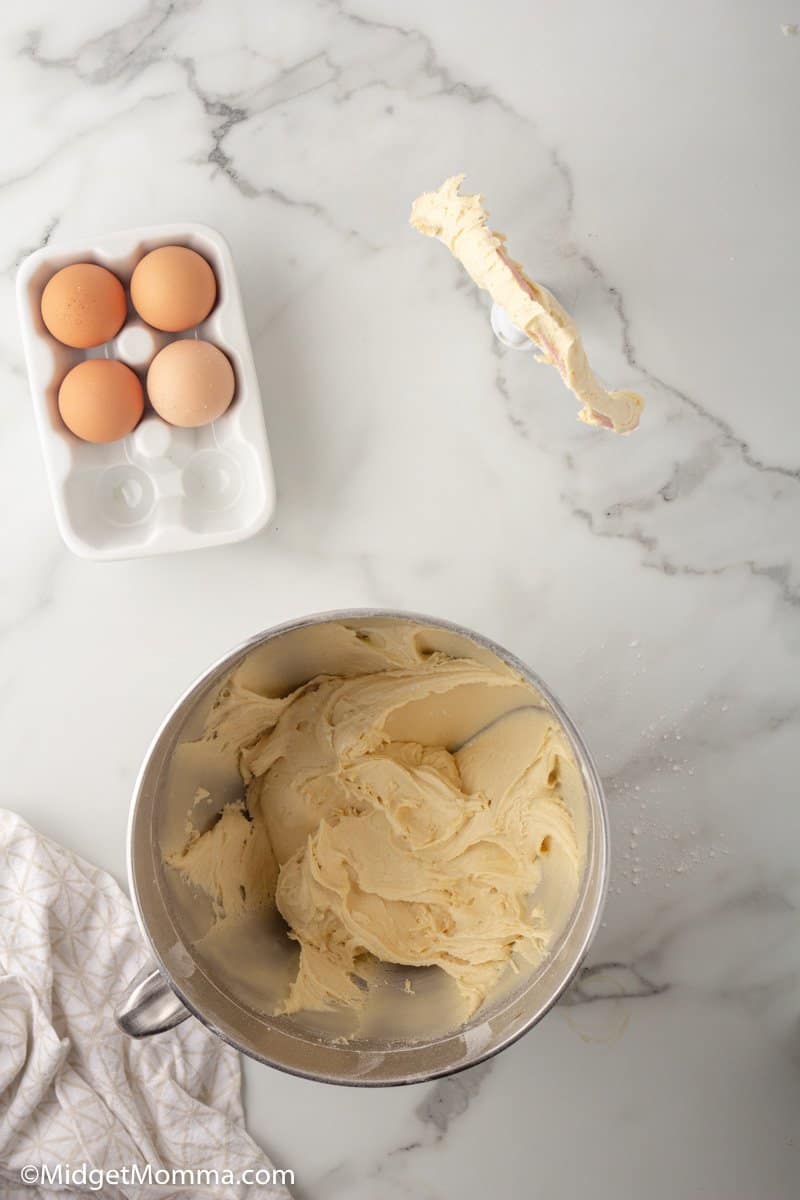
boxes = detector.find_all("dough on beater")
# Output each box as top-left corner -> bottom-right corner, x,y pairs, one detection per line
410,174 -> 644,433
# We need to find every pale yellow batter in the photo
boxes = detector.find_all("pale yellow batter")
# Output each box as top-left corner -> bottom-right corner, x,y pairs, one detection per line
167,622 -> 584,1020
411,175 -> 644,433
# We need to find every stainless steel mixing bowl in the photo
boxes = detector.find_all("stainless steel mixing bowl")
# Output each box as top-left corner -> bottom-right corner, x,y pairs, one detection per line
116,610 -> 609,1086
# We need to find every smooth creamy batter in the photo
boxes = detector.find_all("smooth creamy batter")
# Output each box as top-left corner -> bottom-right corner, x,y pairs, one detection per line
166,622 -> 584,1021
411,175 -> 644,433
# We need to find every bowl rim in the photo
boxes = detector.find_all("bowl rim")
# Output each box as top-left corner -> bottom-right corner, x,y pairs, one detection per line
127,608 -> 610,1086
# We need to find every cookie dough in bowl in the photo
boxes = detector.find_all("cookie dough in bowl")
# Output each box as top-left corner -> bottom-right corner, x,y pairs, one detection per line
124,612 -> 608,1085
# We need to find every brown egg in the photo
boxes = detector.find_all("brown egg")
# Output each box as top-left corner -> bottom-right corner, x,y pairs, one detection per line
58,359 -> 144,444
131,245 -> 217,333
147,339 -> 234,428
41,263 -> 127,349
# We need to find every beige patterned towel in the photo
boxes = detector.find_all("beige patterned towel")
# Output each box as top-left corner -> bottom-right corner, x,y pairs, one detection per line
0,810 -> 291,1199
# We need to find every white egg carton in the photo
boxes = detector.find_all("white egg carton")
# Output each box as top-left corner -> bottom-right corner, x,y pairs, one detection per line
16,223 -> 276,560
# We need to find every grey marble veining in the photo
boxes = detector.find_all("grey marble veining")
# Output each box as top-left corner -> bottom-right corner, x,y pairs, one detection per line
2,1 -> 799,1196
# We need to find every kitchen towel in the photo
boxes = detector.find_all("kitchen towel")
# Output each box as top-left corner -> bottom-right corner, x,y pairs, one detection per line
0,809 -> 291,1199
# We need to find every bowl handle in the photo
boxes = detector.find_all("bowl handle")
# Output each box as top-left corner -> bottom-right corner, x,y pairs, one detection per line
115,961 -> 191,1037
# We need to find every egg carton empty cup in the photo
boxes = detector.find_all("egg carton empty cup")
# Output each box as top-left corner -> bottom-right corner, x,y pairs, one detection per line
16,223 -> 276,560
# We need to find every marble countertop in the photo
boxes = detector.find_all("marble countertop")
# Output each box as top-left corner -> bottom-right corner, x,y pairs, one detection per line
2,1 -> 799,1195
